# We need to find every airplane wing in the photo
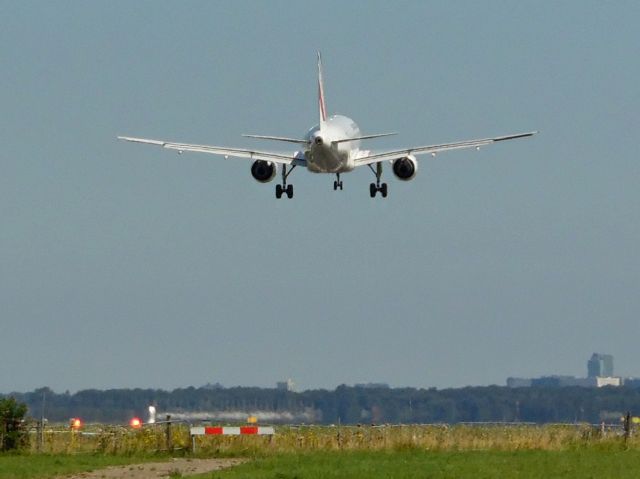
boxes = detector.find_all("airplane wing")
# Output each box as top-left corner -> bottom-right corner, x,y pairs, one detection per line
117,136 -> 305,166
354,131 -> 537,166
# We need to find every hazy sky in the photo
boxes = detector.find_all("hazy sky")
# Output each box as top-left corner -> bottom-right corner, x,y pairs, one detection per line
1,1 -> 639,393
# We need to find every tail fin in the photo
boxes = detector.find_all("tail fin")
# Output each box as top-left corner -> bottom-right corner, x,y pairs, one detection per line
317,51 -> 327,127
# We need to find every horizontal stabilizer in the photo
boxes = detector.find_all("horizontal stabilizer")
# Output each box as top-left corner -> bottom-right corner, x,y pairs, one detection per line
242,134 -> 308,144
332,132 -> 397,144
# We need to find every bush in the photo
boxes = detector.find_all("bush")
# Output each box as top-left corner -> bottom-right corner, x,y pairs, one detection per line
0,397 -> 29,451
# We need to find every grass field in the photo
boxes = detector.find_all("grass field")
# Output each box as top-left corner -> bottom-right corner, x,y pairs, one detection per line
2,448 -> 640,478
0,454 -> 164,479
197,450 -> 640,479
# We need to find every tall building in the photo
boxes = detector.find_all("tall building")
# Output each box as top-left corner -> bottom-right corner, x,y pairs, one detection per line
588,353 -> 614,377
276,378 -> 295,391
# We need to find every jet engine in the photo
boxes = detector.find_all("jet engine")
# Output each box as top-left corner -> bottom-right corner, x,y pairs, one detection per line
392,155 -> 418,181
250,160 -> 277,183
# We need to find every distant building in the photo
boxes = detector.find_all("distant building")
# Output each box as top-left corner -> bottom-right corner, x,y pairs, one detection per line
531,376 -> 576,387
530,376 -> 593,387
506,377 -> 532,388
277,378 -> 295,392
507,353 -> 621,388
624,378 -> 640,388
508,375 -> 621,388
593,377 -> 621,387
588,353 -> 614,377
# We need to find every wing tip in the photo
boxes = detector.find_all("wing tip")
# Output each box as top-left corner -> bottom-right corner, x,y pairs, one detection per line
494,131 -> 538,142
117,136 -> 166,146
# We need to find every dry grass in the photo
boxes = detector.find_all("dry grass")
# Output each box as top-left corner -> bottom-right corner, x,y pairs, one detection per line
28,423 -> 635,456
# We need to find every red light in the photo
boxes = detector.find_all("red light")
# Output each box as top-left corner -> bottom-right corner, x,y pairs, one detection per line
70,418 -> 82,429
130,417 -> 142,428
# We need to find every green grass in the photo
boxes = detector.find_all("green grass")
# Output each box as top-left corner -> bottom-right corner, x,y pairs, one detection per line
197,450 -> 640,479
0,454 -> 166,478
3,449 -> 640,478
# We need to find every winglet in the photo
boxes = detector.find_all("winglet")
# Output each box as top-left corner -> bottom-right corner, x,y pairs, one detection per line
317,51 -> 327,128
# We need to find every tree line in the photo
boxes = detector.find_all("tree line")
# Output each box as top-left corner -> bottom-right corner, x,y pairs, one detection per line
5,385 -> 640,425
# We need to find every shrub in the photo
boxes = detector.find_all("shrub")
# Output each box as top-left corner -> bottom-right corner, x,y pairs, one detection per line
0,397 -> 29,451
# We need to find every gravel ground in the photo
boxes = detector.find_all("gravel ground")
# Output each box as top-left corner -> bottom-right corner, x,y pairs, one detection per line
58,458 -> 247,478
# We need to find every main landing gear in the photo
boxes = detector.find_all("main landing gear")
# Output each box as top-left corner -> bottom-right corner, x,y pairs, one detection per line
275,183 -> 293,199
275,164 -> 296,199
333,173 -> 343,191
368,162 -> 388,198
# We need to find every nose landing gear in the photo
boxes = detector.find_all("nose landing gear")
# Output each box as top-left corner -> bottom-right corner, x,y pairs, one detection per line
333,173 -> 343,191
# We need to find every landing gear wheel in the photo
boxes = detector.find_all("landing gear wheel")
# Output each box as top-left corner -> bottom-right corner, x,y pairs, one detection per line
333,180 -> 338,191
275,184 -> 283,199
369,183 -> 377,198
380,183 -> 388,198
286,184 -> 294,199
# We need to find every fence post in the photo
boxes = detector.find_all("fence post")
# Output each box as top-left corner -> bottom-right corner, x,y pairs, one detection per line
165,415 -> 173,452
69,423 -> 76,453
36,420 -> 43,452
624,411 -> 631,441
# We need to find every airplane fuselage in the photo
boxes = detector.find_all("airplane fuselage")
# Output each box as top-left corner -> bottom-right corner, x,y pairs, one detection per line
304,115 -> 362,173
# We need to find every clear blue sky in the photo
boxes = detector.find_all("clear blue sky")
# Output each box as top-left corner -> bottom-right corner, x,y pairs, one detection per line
1,1 -> 639,392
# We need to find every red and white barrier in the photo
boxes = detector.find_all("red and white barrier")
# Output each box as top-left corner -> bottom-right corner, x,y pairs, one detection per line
190,426 -> 275,436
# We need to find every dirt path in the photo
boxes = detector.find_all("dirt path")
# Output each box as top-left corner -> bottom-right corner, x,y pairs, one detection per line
59,458 -> 247,478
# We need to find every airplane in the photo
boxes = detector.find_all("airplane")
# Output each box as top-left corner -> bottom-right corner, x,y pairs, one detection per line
118,53 -> 536,199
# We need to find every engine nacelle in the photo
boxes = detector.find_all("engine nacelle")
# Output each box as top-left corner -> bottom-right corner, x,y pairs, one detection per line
250,160 -> 277,183
392,155 -> 418,181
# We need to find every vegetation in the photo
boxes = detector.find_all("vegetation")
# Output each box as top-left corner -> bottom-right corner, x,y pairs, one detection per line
3,449 -> 640,479
6,384 -> 640,424
196,450 -> 640,479
0,397 -> 29,451
0,454 -> 165,479
1,425 -> 640,478
13,423 -> 639,455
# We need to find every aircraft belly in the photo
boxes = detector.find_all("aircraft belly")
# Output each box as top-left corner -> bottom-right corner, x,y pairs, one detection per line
307,148 -> 351,173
